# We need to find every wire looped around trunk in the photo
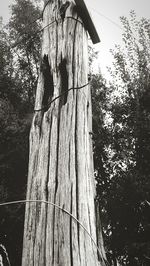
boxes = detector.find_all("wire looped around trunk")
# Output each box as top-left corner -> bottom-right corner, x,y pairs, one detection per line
34,82 -> 89,112
0,199 -> 105,261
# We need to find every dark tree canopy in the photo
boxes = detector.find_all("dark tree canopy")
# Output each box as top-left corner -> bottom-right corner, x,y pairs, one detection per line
0,1 -> 41,264
93,11 -> 150,266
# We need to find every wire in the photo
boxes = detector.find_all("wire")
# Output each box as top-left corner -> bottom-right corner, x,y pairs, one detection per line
1,0 -> 125,51
89,6 -> 123,31
8,1 -> 83,48
12,19 -> 57,49
27,19 -> 57,44
17,15 -> 42,35
0,199 -> 103,259
11,16 -> 42,48
88,6 -> 143,49
11,15 -> 83,49
27,15 -> 42,26
0,14 -> 42,49
66,16 -> 84,26
1,16 -> 86,82
34,82 -> 89,112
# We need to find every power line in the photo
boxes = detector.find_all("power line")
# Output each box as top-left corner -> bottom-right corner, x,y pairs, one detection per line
89,6 -> 123,31
1,2 -> 123,50
89,6 -> 144,49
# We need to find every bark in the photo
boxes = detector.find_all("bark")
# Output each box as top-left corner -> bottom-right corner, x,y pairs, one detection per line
22,0 -> 107,265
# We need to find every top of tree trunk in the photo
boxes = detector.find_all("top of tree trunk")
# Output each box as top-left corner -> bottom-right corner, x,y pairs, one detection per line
44,0 -> 100,44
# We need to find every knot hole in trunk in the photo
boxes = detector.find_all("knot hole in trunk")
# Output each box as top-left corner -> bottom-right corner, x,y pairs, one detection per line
41,54 -> 54,111
59,58 -> 68,105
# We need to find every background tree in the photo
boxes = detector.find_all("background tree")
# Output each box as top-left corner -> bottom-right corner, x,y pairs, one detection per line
8,0 -> 41,109
0,1 -> 41,264
93,11 -> 150,265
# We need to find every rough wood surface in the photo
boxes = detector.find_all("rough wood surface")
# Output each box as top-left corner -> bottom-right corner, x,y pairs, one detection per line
22,0 -> 106,265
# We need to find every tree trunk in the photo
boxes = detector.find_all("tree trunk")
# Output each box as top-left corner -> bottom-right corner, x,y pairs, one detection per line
22,0 -> 107,265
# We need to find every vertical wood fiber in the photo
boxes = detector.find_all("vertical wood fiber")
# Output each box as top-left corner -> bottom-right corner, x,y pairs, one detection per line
22,1 -> 107,265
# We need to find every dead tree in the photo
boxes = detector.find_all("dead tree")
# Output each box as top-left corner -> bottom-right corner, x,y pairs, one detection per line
22,0 -> 107,265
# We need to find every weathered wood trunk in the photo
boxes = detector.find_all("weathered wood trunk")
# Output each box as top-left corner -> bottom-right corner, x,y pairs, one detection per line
22,0 -> 107,265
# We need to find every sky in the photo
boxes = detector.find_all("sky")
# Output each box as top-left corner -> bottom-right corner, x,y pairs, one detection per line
86,0 -> 150,77
0,0 -> 150,79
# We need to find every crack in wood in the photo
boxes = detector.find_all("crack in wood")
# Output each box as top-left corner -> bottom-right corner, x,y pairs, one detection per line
72,18 -> 78,90
59,1 -> 70,21
59,57 -> 69,105
55,20 -> 58,72
52,204 -> 56,265
70,184 -> 73,266
52,99 -> 62,264
75,92 -> 80,259
43,113 -> 54,264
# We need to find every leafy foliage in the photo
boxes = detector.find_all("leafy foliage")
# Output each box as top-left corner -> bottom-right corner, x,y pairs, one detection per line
93,11 -> 150,265
8,0 -> 41,109
0,0 -> 41,264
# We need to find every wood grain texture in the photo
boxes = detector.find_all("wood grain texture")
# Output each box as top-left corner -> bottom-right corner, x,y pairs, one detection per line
22,1 -> 106,265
